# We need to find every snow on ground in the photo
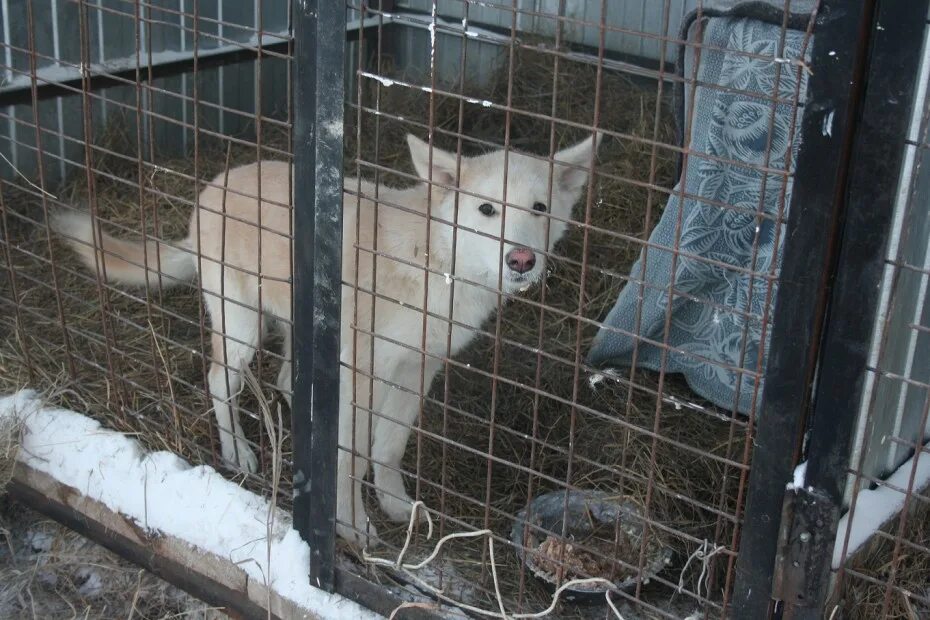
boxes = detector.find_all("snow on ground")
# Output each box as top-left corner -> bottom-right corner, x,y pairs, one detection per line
0,390 -> 382,620
783,449 -> 930,570
787,460 -> 807,490
832,445 -> 930,569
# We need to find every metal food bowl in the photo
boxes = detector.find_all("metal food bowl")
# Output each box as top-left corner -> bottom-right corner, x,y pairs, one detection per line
511,490 -> 672,604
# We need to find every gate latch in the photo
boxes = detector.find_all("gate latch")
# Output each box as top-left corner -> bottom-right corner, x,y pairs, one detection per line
771,485 -> 839,609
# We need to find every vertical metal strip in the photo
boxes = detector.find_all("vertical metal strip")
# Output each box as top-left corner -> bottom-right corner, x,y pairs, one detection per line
731,2 -> 875,617
804,0 -> 930,615
50,0 -> 66,181
2,0 -> 18,172
292,0 -> 346,593
95,0 -> 107,126
180,0 -> 188,152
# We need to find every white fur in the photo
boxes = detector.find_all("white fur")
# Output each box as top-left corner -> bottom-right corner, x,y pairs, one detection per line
57,133 -> 599,545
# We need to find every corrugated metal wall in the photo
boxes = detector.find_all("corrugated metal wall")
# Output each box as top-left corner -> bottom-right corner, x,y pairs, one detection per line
847,10 -> 930,499
1,1 -> 698,187
0,0 -> 290,186
395,0 -> 697,61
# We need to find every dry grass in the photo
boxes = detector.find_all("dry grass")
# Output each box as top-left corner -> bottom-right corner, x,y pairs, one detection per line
0,45 -> 749,618
0,498 -> 227,619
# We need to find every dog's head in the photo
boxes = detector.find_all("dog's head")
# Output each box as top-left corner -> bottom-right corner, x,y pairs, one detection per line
407,133 -> 600,294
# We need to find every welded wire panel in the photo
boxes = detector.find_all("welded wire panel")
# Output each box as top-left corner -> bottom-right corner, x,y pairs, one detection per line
339,1 -> 816,618
0,0 -> 297,513
4,1 -> 904,619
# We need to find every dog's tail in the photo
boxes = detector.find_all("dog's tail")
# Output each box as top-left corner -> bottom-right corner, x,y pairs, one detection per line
53,210 -> 196,289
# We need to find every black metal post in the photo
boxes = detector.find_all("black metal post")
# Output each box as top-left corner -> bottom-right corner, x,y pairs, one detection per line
292,0 -> 345,593
731,2 -> 875,617
794,1 -> 930,618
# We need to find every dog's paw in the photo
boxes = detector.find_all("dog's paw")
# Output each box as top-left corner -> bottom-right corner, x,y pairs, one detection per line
238,448 -> 259,474
222,442 -> 259,474
378,492 -> 425,523
337,518 -> 379,548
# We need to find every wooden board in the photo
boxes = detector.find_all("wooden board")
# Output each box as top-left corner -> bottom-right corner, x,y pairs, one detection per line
7,461 -> 322,620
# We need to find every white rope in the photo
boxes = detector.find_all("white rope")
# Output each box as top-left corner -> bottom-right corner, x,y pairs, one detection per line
387,602 -> 441,620
605,590 -> 626,620
512,578 -> 623,619
677,540 -> 724,600
394,500 -> 434,568
363,502 -> 629,619
488,538 -> 508,619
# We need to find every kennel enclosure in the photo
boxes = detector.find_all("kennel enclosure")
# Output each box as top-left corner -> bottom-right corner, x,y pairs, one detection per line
1,1 -> 929,619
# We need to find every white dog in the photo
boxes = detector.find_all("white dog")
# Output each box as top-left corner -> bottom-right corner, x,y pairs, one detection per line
57,133 -> 599,543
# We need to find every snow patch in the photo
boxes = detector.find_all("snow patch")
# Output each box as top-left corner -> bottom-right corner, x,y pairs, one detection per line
787,461 -> 807,491
588,373 -> 605,390
76,567 -> 105,597
588,368 -> 622,391
832,444 -> 930,569
25,529 -> 54,553
323,120 -> 344,139
368,73 -> 394,87
821,109 -> 835,137
0,390 -> 381,620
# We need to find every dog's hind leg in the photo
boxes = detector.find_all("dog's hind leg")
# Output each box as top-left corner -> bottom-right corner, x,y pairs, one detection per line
206,295 -> 261,473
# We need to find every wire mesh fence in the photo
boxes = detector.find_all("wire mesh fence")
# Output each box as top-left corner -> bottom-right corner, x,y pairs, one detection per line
0,0 -> 297,504
0,1 -> 928,619
334,1 -> 814,617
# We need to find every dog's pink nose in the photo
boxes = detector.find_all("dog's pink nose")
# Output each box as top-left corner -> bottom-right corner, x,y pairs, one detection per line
506,247 -> 536,274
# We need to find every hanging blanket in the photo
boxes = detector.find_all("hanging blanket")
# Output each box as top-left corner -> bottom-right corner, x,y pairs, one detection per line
587,15 -> 811,415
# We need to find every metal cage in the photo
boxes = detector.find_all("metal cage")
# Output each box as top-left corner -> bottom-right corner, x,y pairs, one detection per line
1,1 -> 928,619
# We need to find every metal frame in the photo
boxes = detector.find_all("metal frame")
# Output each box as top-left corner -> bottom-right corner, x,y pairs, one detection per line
731,1 -> 875,617
0,16 -> 381,109
805,0 -> 930,529
291,0 -> 346,594
735,1 -> 930,618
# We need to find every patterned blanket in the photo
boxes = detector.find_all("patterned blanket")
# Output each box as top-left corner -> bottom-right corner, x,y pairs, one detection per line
587,15 -> 811,415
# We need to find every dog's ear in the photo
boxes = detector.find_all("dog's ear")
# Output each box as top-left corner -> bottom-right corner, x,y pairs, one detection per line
554,133 -> 601,194
407,134 -> 459,187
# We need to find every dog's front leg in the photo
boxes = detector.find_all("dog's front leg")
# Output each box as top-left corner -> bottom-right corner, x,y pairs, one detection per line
335,364 -> 378,545
371,358 -> 441,522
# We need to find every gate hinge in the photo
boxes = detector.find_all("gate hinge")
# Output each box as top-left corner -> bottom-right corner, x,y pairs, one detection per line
771,486 -> 839,610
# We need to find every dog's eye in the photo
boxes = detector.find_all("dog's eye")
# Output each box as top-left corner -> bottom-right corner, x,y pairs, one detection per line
478,203 -> 496,216
532,202 -> 547,213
